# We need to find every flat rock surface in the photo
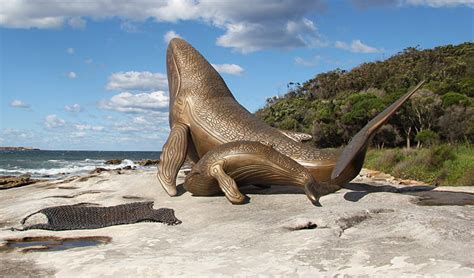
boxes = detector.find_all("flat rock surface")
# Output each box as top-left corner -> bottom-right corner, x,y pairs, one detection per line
0,169 -> 473,277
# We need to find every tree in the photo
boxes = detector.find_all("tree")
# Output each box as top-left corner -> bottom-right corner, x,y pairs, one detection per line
254,42 -> 474,148
442,92 -> 471,107
373,124 -> 403,148
415,129 -> 439,147
409,89 -> 442,136
438,105 -> 474,143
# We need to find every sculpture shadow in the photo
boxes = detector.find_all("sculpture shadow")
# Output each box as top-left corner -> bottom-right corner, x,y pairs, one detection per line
177,182 -> 474,206
343,182 -> 474,206
240,184 -> 305,195
176,183 -> 304,197
176,184 -> 187,196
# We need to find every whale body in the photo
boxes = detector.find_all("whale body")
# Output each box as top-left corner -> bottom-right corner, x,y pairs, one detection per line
157,38 -> 424,204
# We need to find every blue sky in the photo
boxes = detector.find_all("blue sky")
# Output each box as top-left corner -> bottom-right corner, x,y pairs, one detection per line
1,0 -> 473,151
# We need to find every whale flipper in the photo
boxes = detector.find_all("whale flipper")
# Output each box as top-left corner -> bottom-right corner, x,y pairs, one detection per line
210,162 -> 247,204
157,122 -> 189,196
331,80 -> 425,181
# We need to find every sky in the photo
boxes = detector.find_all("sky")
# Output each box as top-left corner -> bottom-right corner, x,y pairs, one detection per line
0,0 -> 473,151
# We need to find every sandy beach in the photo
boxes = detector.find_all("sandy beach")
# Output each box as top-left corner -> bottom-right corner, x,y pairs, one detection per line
0,168 -> 473,277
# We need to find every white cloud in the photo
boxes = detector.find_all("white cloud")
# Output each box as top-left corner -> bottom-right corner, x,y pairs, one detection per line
67,17 -> 86,29
190,3 -> 329,52
215,17 -> 326,53
66,47 -> 74,55
403,0 -> 473,7
75,124 -> 104,131
351,40 -> 382,53
335,41 -> 349,50
352,0 -> 473,8
106,71 -> 168,91
68,71 -> 77,79
111,112 -> 169,134
211,63 -> 244,75
133,116 -> 147,124
0,0 -> 328,52
351,0 -> 399,8
120,21 -> 141,33
65,104 -> 82,112
85,58 -> 93,64
71,131 -> 87,138
10,100 -> 30,108
164,30 -> 182,44
99,91 -> 169,113
335,40 -> 382,53
12,1 -> 451,54
1,128 -> 35,141
294,55 -> 321,67
44,114 -> 66,129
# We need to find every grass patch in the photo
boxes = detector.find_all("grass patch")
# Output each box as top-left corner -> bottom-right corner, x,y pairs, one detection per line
365,144 -> 474,186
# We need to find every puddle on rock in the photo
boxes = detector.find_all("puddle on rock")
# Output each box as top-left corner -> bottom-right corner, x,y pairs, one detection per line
122,195 -> 145,200
1,236 -> 111,252
56,186 -> 79,190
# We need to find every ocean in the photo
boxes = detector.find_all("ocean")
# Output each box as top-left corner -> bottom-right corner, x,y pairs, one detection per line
0,150 -> 162,179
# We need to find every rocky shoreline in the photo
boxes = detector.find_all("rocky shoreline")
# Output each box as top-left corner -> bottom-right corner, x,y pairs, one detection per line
0,159 -> 167,189
0,167 -> 473,276
104,158 -> 161,166
0,174 -> 38,190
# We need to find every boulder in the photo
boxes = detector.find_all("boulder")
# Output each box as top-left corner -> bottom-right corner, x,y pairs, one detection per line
105,159 -> 122,165
137,159 -> 160,166
0,174 -> 37,189
89,167 -> 110,174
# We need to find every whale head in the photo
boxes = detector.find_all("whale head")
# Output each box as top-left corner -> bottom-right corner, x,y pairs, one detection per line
166,38 -> 233,120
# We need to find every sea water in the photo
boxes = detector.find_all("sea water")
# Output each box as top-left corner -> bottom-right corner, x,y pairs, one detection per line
0,150 -> 162,179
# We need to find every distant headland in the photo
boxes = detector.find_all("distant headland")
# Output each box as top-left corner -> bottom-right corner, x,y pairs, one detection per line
0,146 -> 40,151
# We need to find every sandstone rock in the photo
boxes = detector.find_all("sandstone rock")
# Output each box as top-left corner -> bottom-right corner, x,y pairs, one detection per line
136,159 -> 160,166
89,167 -> 109,174
105,159 -> 122,165
0,174 -> 37,189
0,170 -> 472,276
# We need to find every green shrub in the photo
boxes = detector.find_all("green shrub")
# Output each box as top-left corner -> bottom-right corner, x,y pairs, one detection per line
375,149 -> 402,171
442,92 -> 471,107
365,144 -> 472,186
429,145 -> 456,168
415,129 -> 439,146
458,168 -> 474,186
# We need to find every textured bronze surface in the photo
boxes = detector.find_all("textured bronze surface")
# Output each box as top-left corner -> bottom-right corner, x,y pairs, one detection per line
185,141 -> 322,205
17,202 -> 181,230
157,38 -> 424,205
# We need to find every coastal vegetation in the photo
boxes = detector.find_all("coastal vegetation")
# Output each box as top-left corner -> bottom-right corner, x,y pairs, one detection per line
256,42 -> 474,186
365,144 -> 473,186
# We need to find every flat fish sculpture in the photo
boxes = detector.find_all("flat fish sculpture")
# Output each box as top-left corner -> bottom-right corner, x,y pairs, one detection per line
16,202 -> 181,231
157,38 -> 424,205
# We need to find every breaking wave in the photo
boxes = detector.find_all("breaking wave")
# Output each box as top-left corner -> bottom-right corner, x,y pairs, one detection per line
0,159 -> 153,179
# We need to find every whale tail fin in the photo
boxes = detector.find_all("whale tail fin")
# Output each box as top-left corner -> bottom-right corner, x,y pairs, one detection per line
330,80 -> 425,182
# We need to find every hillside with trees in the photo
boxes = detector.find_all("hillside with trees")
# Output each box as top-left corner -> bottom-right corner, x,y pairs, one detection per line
256,42 -> 473,149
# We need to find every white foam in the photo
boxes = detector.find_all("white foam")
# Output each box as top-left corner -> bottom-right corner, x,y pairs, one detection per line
0,158 -> 153,179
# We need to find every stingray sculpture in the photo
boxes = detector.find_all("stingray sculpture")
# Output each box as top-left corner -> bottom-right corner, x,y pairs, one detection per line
157,38 -> 424,205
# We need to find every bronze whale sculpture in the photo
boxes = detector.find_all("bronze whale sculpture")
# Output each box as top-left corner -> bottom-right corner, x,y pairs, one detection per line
184,141 -> 321,205
157,38 -> 424,205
